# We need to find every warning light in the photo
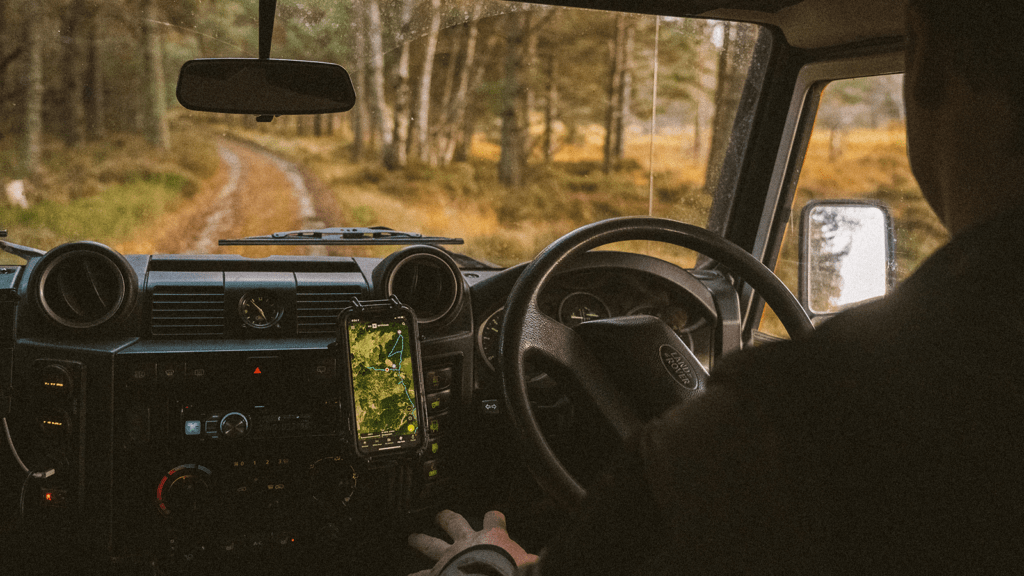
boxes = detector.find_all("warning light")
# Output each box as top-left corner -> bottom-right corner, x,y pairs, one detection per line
254,367 -> 262,375
42,490 -> 67,506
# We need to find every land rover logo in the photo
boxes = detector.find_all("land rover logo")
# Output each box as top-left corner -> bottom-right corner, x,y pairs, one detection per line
659,345 -> 698,389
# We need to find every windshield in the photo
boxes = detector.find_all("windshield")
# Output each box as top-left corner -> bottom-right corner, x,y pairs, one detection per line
0,0 -> 765,267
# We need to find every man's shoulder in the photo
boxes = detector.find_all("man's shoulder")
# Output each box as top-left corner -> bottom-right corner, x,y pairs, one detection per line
716,211 -> 1024,393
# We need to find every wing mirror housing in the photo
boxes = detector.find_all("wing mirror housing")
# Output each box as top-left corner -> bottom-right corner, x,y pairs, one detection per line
799,200 -> 895,319
176,58 -> 356,117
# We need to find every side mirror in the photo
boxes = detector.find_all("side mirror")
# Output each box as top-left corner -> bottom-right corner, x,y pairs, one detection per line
799,200 -> 895,318
176,58 -> 356,116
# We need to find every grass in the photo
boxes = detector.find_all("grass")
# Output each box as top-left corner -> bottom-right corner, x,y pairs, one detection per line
0,113 -> 945,342
0,174 -> 190,253
0,120 -> 218,264
205,117 -> 718,268
134,116 -> 942,280
761,125 -> 948,338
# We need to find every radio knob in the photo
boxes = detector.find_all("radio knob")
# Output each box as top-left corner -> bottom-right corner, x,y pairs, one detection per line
219,412 -> 249,438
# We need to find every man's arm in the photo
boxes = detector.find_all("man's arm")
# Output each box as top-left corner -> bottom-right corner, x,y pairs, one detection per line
409,376 -> 785,575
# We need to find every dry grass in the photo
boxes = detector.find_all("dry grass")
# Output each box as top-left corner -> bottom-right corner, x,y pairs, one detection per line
195,120 -> 938,276
761,123 -> 948,338
800,126 -> 917,196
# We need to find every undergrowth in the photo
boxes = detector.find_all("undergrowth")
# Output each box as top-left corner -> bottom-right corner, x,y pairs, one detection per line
0,120 -> 218,262
202,120 -> 933,269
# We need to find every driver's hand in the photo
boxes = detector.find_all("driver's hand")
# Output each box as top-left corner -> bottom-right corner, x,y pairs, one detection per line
407,510 -> 538,576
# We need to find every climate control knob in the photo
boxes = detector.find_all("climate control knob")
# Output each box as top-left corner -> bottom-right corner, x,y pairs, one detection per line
219,412 -> 249,438
157,464 -> 212,517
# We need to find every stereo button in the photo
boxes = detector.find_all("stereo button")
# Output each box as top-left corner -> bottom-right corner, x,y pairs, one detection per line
220,412 -> 249,438
426,390 -> 451,414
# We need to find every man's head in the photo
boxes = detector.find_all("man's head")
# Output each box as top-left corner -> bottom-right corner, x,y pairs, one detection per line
906,1 -> 1024,111
904,0 -> 1024,234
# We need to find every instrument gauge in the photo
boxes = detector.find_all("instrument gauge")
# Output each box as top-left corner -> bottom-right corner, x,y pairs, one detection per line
558,292 -> 610,328
238,290 -> 284,329
477,308 -> 504,372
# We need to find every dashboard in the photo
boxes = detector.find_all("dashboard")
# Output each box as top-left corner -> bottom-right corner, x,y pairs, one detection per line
0,242 -> 724,574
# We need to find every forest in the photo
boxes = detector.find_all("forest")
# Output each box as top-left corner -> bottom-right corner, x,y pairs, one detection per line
0,0 -> 764,180
0,0 -> 930,282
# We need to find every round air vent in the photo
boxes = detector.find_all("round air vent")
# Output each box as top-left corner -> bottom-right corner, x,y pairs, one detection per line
375,246 -> 464,326
32,242 -> 138,329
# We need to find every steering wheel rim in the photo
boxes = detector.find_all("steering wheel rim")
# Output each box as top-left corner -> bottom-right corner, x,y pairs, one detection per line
499,216 -> 812,508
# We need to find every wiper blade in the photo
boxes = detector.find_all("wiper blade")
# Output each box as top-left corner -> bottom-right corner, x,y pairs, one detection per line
0,230 -> 45,260
219,226 -> 463,246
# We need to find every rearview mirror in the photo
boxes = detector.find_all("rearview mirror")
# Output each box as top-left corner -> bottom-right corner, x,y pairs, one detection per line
176,58 -> 356,115
799,201 -> 895,317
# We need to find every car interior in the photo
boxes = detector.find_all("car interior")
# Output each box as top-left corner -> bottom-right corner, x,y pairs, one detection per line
0,0 -> 915,574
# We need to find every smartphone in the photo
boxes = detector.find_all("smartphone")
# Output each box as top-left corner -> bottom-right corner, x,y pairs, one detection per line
339,303 -> 425,457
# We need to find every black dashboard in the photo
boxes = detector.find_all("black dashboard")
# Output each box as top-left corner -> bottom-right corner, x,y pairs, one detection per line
0,241 -> 722,574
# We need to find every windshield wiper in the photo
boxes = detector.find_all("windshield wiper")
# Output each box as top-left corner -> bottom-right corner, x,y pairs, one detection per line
219,226 -> 463,246
0,230 -> 45,260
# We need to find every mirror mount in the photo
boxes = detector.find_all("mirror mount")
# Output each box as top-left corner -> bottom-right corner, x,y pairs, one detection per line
799,200 -> 896,320
259,0 -> 277,60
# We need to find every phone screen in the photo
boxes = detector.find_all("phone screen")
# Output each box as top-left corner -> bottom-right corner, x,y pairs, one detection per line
345,312 -> 422,455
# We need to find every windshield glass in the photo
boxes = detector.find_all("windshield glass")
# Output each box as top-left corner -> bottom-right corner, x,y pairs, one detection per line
0,0 -> 765,267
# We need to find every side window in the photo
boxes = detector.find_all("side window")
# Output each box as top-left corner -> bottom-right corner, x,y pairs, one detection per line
762,74 -> 949,337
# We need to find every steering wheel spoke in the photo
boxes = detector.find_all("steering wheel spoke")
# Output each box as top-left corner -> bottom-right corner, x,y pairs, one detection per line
518,304 -> 644,441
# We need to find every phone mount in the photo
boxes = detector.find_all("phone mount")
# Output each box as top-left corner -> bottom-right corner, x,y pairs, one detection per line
334,296 -> 427,464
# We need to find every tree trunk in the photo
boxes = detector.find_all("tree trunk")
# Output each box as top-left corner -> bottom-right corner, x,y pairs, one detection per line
524,21 -> 538,131
367,0 -> 391,158
440,4 -> 482,165
829,125 -> 844,161
603,14 -> 626,173
456,32 -> 496,163
63,1 -> 89,147
386,40 -> 411,168
86,9 -> 105,140
692,105 -> 701,160
23,0 -> 43,174
499,13 -> 529,187
351,9 -> 369,161
614,19 -> 634,161
412,0 -> 441,164
542,54 -> 558,164
435,35 -> 459,136
141,0 -> 169,149
385,0 -> 413,169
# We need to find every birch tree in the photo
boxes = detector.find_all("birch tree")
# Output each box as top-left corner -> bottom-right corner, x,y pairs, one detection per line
140,0 -> 169,149
367,0 -> 391,157
24,0 -> 44,173
437,3 -> 483,165
412,0 -> 441,164
498,11 -> 530,187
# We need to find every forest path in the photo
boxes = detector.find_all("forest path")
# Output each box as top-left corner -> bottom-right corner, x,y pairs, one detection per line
187,139 -> 328,255
123,137 -> 337,257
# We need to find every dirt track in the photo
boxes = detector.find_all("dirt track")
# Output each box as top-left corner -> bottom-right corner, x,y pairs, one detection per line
124,138 -> 336,258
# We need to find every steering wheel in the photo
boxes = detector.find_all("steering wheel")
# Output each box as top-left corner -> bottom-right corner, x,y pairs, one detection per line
499,217 -> 813,508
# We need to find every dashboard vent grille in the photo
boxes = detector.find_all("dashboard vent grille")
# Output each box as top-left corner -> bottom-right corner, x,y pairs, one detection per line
150,286 -> 225,336
296,288 -> 359,334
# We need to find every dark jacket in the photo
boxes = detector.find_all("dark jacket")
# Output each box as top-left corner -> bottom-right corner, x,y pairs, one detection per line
447,208 -> 1024,575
